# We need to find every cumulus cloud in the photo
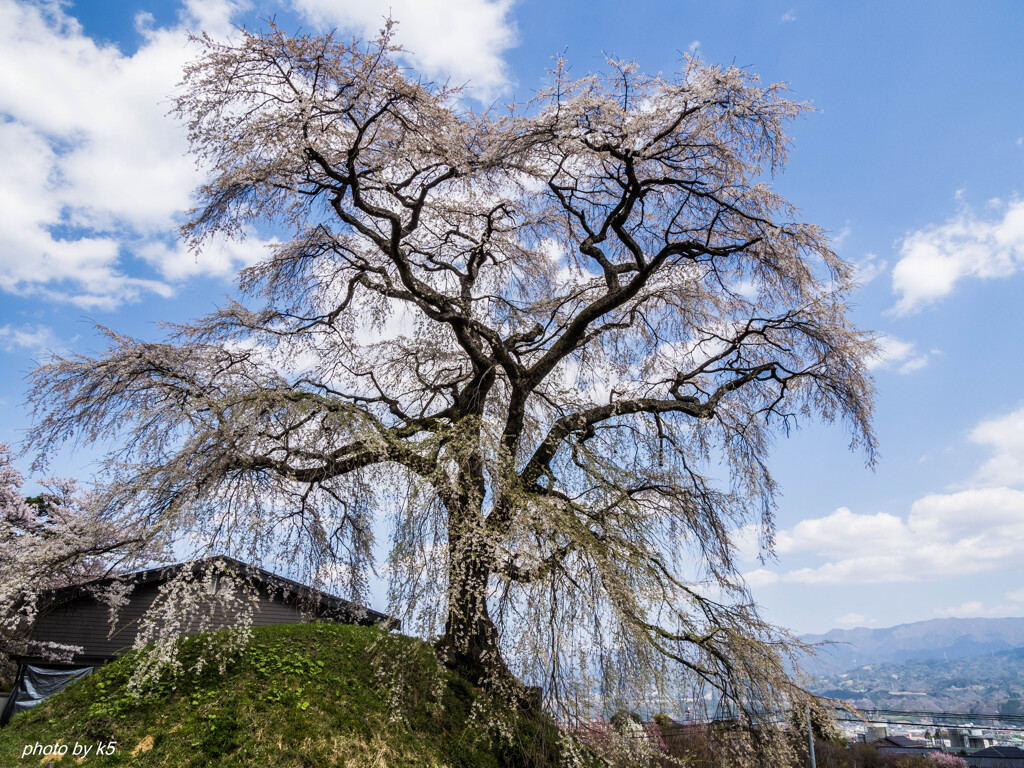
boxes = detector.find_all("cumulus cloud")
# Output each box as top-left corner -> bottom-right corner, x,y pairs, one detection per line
0,0 -> 270,310
781,9 -> 797,22
890,199 -> 1024,315
831,223 -> 851,247
744,404 -> 1024,587
293,0 -> 518,101
775,507 -> 904,558
747,488 -> 1024,585
0,324 -> 69,355
137,234 -> 275,282
742,568 -> 780,588
866,334 -> 936,374
935,588 -> 1024,619
853,252 -> 887,286
835,612 -> 872,627
934,601 -> 1019,619
730,523 -> 765,564
969,406 -> 1024,487
934,601 -> 988,618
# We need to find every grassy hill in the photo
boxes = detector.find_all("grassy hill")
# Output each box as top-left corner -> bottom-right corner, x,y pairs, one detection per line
0,623 -> 566,767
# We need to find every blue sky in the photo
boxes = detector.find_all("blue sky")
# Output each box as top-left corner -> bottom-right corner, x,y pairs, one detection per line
1,0 -> 1022,635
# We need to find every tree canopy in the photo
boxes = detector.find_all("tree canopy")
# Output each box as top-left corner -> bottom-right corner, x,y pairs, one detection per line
27,24 -> 875,761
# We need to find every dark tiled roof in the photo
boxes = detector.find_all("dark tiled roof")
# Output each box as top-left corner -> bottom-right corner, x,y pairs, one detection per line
872,735 -> 927,748
41,555 -> 396,627
971,745 -> 1024,757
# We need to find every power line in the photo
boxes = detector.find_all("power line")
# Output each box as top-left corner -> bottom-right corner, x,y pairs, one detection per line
650,720 -> 1024,735
832,719 -> 1024,734
637,706 -> 1024,734
837,708 -> 1024,727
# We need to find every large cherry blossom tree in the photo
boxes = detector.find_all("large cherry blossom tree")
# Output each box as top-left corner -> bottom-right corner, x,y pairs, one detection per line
27,24 -> 875,756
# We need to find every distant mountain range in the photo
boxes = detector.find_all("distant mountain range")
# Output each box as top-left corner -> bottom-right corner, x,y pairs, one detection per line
799,617 -> 1024,713
799,617 -> 1024,676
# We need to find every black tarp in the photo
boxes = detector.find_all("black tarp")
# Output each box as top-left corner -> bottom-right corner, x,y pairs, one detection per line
0,665 -> 93,726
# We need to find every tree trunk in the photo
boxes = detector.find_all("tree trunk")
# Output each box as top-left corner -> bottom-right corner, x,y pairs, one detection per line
434,495 -> 533,709
435,551 -> 507,685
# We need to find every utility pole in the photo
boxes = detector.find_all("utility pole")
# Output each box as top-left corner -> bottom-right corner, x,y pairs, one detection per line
807,705 -> 817,768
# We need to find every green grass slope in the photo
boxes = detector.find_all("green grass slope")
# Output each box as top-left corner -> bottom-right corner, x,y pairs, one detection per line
0,624 -> 565,767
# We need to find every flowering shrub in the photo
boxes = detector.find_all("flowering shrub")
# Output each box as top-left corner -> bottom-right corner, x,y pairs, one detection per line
927,753 -> 968,767
569,715 -> 666,767
0,444 -> 149,682
125,563 -> 259,695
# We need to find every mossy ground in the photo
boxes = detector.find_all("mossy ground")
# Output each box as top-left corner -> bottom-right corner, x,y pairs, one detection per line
0,623 -> 567,767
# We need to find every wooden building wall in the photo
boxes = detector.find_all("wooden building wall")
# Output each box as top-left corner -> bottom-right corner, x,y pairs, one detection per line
27,582 -> 316,664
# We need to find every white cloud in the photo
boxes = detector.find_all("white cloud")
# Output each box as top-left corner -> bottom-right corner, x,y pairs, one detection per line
765,488 -> 1024,585
688,40 -> 701,54
897,355 -> 932,374
747,403 -> 1024,586
0,0 -> 263,310
908,487 -> 1024,539
934,601 -> 987,618
0,0 -> 512,310
731,523 -> 764,564
781,9 -> 797,22
776,507 -> 905,558
293,0 -> 518,102
866,334 -> 935,374
831,223 -> 852,249
1007,588 -> 1024,602
866,336 -> 913,370
934,601 -> 1019,619
835,612 -> 871,627
0,324 -> 69,355
0,117 -> 170,310
890,199 -> 1024,315
969,406 -> 1024,487
742,568 -> 779,588
138,233 -> 274,282
854,253 -> 887,285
